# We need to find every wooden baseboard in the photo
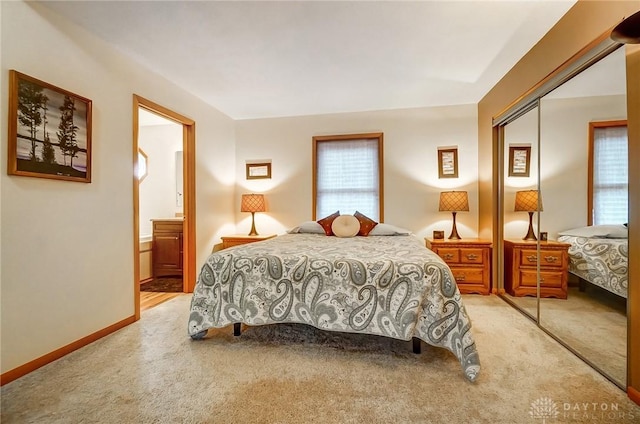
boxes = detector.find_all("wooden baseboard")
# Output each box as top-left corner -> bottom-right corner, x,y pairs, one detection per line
629,386 -> 640,406
0,315 -> 136,386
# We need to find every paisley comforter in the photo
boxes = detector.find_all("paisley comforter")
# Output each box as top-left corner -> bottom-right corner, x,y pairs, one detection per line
188,234 -> 480,381
557,235 -> 628,298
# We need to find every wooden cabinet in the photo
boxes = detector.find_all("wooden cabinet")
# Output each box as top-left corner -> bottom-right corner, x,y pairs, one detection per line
425,238 -> 492,295
221,234 -> 276,250
152,219 -> 184,278
504,239 -> 570,299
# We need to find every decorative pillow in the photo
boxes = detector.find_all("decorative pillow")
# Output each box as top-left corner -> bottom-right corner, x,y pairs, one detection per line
558,225 -> 628,239
317,211 -> 340,236
287,221 -> 325,234
331,215 -> 360,238
368,223 -> 412,236
354,211 -> 378,236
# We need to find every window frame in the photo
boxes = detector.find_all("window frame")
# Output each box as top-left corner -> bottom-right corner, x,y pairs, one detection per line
587,119 -> 628,225
312,132 -> 384,221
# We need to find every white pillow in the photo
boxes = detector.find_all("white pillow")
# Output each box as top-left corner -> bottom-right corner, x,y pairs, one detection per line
558,225 -> 628,239
331,215 -> 360,237
368,223 -> 412,236
287,221 -> 325,234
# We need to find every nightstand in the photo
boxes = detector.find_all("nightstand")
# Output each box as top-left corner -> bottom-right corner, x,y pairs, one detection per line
221,234 -> 276,250
504,239 -> 570,299
425,238 -> 492,295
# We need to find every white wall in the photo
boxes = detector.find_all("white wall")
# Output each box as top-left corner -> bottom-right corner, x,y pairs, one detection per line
0,1 -> 235,374
235,104 -> 479,240
138,124 -> 183,239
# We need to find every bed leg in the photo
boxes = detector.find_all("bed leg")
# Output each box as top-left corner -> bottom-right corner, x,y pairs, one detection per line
412,338 -> 421,354
233,323 -> 241,336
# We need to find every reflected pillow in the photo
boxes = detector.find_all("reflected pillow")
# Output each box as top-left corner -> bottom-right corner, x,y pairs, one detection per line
368,223 -> 412,236
354,211 -> 378,236
287,221 -> 325,234
331,215 -> 360,238
558,225 -> 628,239
317,211 -> 340,236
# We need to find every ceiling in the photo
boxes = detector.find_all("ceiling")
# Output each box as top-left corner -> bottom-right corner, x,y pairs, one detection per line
39,1 -> 577,120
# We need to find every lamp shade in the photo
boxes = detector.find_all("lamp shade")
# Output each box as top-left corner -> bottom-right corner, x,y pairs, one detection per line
241,194 -> 266,213
514,190 -> 543,212
439,191 -> 469,212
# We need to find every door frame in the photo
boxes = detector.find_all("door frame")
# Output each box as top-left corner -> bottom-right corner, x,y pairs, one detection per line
133,95 -> 196,320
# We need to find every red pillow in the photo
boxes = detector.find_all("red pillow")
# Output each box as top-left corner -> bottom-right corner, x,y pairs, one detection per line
354,211 -> 378,236
317,211 -> 340,236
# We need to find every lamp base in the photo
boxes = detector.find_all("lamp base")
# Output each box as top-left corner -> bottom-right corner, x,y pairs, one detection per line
248,212 -> 259,236
448,212 -> 462,240
522,211 -> 537,241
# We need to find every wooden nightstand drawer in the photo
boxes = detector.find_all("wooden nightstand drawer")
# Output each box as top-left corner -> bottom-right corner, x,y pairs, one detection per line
459,248 -> 485,264
519,249 -> 564,268
520,270 -> 564,288
437,248 -> 460,264
425,238 -> 492,295
451,268 -> 485,284
505,240 -> 570,298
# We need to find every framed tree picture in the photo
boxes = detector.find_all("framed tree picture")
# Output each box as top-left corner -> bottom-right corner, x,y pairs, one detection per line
7,70 -> 92,183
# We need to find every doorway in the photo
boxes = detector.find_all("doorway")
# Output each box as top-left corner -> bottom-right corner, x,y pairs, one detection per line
133,95 -> 196,320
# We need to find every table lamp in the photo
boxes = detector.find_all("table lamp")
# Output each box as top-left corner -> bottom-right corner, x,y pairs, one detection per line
241,193 -> 266,236
439,191 -> 469,240
514,190 -> 543,241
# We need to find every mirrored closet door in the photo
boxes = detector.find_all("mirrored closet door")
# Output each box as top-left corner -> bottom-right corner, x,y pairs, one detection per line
495,37 -> 628,389
538,46 -> 628,387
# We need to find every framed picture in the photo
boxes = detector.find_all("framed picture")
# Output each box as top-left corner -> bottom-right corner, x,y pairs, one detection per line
246,162 -> 271,180
438,148 -> 458,178
8,70 -> 92,182
508,145 -> 531,177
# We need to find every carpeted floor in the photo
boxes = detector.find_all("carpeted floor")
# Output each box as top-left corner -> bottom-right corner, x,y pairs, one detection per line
1,295 -> 638,423
140,277 -> 183,292
505,284 -> 627,385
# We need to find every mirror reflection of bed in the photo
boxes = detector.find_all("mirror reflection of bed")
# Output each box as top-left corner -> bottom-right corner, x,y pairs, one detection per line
500,45 -> 628,388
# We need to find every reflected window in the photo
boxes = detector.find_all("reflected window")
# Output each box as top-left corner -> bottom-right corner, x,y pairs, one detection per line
138,148 -> 148,182
589,121 -> 628,225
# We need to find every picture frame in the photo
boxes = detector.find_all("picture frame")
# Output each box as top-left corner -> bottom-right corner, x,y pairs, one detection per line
8,70 -> 92,183
433,230 -> 445,240
508,145 -> 531,177
246,162 -> 271,180
438,148 -> 458,178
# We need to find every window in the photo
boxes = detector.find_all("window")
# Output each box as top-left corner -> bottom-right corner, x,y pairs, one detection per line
313,133 -> 383,221
588,121 -> 627,225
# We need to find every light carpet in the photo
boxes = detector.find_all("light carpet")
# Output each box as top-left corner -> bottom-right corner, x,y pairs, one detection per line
506,285 -> 627,384
1,294 -> 638,423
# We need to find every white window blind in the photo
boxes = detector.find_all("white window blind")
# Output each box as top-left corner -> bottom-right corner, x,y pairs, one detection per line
316,139 -> 380,220
593,125 -> 628,225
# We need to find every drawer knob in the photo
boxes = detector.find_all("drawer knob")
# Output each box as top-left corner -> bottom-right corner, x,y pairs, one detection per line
526,255 -> 537,263
466,254 -> 478,260
454,274 -> 466,281
544,256 -> 558,263
443,253 -> 454,260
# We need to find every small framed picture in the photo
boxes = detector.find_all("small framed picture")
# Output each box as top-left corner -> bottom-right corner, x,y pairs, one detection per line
438,148 -> 458,179
246,162 -> 271,180
540,231 -> 548,241
508,145 -> 531,177
433,230 -> 445,240
8,70 -> 92,182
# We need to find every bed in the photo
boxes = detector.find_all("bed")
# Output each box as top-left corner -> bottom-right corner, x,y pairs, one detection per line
557,225 -> 628,299
188,223 -> 480,382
